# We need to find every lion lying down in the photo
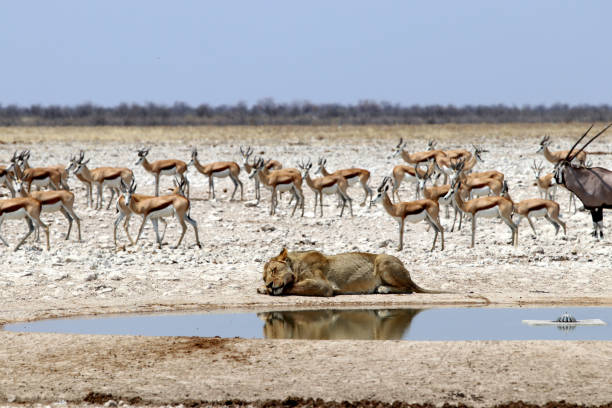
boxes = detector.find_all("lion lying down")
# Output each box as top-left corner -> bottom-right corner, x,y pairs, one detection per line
258,248 -> 444,297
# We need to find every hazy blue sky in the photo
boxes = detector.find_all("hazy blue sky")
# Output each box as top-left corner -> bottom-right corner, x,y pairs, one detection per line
1,1 -> 611,107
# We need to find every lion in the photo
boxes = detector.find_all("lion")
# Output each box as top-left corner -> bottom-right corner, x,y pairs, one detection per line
257,248 -> 444,296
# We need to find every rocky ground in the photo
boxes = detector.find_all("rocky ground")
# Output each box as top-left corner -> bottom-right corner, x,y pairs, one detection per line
0,124 -> 611,407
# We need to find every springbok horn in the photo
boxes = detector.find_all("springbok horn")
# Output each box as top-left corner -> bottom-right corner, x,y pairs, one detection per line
565,124 -> 594,161
569,122 -> 612,162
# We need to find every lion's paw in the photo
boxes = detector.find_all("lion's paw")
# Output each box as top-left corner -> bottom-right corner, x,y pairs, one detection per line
376,286 -> 391,294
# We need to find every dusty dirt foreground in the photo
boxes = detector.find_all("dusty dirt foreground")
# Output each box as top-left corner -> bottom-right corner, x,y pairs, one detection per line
0,124 -> 611,407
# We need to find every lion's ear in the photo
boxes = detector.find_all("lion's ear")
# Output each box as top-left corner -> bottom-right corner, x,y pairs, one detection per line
276,248 -> 288,261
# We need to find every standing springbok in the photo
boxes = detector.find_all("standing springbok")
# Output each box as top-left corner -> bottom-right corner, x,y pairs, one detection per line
428,140 -> 472,162
538,135 -> 587,166
391,160 -> 435,202
502,181 -> 566,238
16,178 -> 82,241
0,160 -> 15,198
0,196 -> 49,251
115,179 -> 201,249
239,146 -> 282,204
72,152 -> 134,210
249,158 -> 304,217
135,147 -> 188,197
371,177 -> 444,251
443,179 -> 517,248
393,138 -> 448,165
299,159 -> 353,217
315,158 -> 372,206
18,150 -> 70,190
531,160 -> 557,200
189,147 -> 243,201
7,152 -> 64,192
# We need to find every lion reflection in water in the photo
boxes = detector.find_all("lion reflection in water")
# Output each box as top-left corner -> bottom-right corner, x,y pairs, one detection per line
258,309 -> 422,340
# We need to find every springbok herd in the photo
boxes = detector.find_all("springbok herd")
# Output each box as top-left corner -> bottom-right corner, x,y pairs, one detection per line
1,125 -> 609,254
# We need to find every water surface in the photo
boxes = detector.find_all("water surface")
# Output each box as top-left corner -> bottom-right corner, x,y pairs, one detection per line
4,307 -> 610,341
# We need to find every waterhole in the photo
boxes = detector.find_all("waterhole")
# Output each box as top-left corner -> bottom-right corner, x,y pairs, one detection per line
3,307 -> 610,340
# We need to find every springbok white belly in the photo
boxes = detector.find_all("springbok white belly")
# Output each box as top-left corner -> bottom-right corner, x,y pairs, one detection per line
477,206 -> 500,218
395,211 -> 427,224
147,205 -> 175,220
402,173 -> 417,183
470,186 -> 490,197
102,177 -> 122,189
42,201 -> 63,213
275,183 -> 295,193
346,176 -> 360,186
160,168 -> 177,176
212,169 -> 231,178
1,208 -> 28,220
31,177 -> 51,187
322,185 -> 339,195
529,208 -> 548,218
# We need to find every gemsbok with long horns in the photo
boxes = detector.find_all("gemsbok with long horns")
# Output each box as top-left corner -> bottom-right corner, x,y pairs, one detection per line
553,123 -> 612,238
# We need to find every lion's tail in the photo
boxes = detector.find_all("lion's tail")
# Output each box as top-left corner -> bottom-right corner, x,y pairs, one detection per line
411,283 -> 491,304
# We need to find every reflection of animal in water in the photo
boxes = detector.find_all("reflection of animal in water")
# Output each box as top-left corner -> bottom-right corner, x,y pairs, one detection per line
258,309 -> 422,340
258,248 -> 445,296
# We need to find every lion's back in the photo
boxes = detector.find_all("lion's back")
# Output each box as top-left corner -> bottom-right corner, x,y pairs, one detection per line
325,252 -> 380,293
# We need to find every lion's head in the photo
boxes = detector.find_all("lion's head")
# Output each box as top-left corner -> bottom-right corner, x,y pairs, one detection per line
262,248 -> 295,295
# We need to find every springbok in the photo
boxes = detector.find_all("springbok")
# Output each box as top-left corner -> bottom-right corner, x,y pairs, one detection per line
0,196 -> 49,251
8,152 -> 64,192
428,140 -> 472,162
299,159 -> 353,217
189,147 -> 243,201
249,158 -> 304,217
72,152 -> 134,210
391,160 -> 435,201
371,177 -> 444,251
18,150 -> 70,190
240,146 -> 282,204
502,181 -> 566,238
315,158 -> 372,206
531,160 -> 557,200
443,179 -> 517,248
393,138 -> 447,165
135,147 -> 188,197
115,179 -> 201,249
538,135 -> 587,166
16,178 -> 82,241
553,123 -> 612,238
0,162 -> 15,198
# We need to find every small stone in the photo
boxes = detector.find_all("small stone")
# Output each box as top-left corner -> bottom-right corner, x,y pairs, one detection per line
84,273 -> 98,282
378,239 -> 392,248
103,400 -> 118,407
